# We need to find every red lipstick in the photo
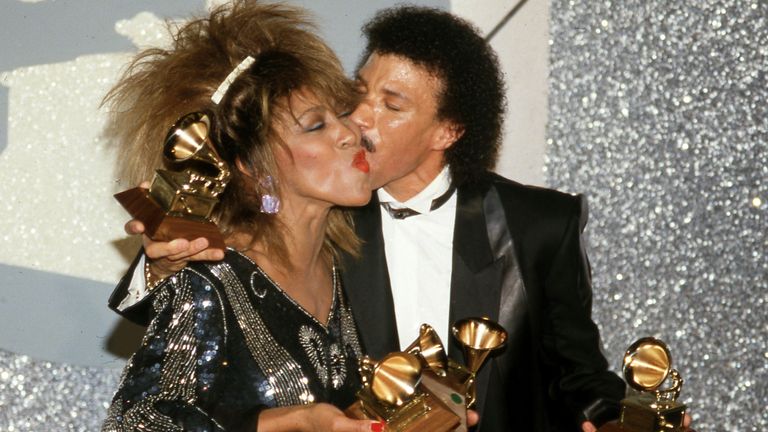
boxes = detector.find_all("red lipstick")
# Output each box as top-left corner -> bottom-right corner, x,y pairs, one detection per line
353,150 -> 370,173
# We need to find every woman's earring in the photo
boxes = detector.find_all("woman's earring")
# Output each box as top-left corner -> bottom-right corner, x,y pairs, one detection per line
260,175 -> 280,214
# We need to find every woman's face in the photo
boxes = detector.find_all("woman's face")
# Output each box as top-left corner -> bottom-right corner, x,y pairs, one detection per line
272,89 -> 371,210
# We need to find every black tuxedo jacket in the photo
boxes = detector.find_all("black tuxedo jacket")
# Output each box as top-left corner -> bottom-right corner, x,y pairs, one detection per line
341,173 -> 625,431
109,173 -> 625,431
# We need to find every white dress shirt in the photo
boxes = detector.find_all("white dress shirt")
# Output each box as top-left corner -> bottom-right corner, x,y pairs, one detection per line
378,166 -> 456,349
118,254 -> 149,311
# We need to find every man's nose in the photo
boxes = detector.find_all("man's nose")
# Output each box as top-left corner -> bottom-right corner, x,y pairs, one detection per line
350,101 -> 373,129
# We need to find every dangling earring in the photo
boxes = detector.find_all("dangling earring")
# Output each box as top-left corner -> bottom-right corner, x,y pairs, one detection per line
260,175 -> 280,214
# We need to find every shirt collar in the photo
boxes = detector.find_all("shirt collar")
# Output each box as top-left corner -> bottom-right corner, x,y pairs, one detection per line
377,166 -> 452,214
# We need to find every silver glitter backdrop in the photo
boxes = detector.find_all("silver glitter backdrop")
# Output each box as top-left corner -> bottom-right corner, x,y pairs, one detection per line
547,1 -> 767,430
0,350 -> 120,431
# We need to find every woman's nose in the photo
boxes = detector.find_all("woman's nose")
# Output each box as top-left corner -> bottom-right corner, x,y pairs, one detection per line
338,117 -> 360,148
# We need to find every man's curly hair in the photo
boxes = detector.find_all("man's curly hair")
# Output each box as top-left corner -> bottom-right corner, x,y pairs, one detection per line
359,6 -> 506,186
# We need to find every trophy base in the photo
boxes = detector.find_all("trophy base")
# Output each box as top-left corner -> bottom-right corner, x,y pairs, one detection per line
115,187 -> 225,250
345,386 -> 460,432
598,395 -> 686,432
420,369 -> 468,432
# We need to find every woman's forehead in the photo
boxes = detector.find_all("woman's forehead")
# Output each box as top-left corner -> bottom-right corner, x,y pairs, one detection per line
284,87 -> 348,115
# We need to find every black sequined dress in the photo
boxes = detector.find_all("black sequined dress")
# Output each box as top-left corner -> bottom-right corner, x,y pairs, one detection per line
103,250 -> 363,431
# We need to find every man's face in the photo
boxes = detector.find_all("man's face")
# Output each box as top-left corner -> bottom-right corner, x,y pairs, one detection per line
350,53 -> 457,194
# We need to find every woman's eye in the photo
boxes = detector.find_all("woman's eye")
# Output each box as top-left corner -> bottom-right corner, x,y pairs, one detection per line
386,103 -> 401,112
337,110 -> 352,118
305,121 -> 325,132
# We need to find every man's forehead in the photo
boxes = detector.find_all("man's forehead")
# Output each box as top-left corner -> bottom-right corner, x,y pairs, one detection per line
357,52 -> 442,90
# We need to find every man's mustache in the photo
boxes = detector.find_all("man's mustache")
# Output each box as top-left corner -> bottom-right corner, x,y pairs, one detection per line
361,135 -> 376,152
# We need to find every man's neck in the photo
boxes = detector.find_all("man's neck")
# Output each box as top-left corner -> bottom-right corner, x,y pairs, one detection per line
382,163 -> 448,202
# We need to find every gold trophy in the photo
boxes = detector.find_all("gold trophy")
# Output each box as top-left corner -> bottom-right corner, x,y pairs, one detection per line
114,112 -> 231,249
600,337 -> 687,432
451,317 -> 508,408
346,318 -> 507,431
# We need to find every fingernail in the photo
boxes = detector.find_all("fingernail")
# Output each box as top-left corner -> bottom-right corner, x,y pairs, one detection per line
370,421 -> 385,432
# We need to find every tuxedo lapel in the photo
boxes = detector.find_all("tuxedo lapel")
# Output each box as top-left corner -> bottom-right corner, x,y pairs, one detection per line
449,182 -> 530,424
448,184 -> 501,420
483,186 -> 530,394
448,183 -> 500,356
342,196 -> 400,359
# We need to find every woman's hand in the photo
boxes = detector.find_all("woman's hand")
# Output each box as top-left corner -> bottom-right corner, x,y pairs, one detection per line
258,403 -> 383,432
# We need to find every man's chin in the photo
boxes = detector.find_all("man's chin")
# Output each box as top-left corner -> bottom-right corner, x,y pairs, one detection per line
369,171 -> 388,190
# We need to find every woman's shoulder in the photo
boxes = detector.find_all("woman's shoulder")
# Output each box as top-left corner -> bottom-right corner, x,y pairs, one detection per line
159,249 -> 258,312
181,249 -> 254,288
149,252 -> 249,320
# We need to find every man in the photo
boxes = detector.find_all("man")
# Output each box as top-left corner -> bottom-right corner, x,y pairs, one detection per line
112,6 -> 626,431
338,8 -> 626,431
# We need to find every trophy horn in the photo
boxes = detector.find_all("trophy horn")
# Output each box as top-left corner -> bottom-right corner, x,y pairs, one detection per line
452,317 -> 507,408
370,352 -> 423,407
452,317 -> 507,373
622,337 -> 683,404
405,324 -> 449,377
163,112 -> 231,193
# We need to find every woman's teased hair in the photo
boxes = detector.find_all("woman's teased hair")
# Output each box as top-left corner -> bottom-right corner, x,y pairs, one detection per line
104,0 -> 360,268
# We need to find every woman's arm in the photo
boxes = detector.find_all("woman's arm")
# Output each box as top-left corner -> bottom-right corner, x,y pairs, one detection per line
103,269 -> 229,431
257,404 -> 382,432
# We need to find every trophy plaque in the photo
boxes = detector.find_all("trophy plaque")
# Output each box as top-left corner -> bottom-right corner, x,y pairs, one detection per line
346,318 -> 507,432
114,112 -> 231,249
599,337 -> 687,432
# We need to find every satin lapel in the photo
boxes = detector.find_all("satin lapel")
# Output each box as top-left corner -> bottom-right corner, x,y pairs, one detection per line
448,184 -> 501,420
448,183 -> 529,423
484,186 -> 529,394
342,196 -> 400,359
448,184 -> 499,357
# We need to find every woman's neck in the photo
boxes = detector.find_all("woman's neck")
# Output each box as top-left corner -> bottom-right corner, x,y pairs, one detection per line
238,202 -> 334,324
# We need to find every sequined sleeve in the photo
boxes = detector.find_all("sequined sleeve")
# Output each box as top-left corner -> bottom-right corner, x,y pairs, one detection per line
102,268 -> 234,432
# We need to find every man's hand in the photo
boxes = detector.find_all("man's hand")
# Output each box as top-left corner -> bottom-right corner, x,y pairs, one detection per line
126,182 -> 225,281
582,413 -> 693,432
466,409 -> 479,427
125,218 -> 225,280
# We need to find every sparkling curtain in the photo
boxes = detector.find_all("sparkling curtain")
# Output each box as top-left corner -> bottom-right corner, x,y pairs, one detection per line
547,2 -> 767,430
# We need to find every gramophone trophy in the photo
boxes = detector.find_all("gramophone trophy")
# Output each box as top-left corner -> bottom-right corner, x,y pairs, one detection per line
599,337 -> 687,432
346,318 -> 507,432
114,112 -> 230,249
450,317 -> 508,409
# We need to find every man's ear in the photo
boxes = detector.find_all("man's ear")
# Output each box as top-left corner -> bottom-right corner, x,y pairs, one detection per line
433,121 -> 465,151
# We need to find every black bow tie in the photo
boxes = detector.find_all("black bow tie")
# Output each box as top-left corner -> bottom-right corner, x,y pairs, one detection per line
380,184 -> 456,220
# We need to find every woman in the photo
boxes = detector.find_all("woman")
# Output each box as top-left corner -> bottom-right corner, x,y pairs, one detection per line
102,2 -> 380,431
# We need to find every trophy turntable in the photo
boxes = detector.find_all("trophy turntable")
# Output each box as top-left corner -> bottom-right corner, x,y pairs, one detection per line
114,112 -> 231,249
346,317 -> 507,432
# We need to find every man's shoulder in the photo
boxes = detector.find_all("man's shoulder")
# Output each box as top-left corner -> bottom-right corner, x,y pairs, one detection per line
479,172 -> 584,219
